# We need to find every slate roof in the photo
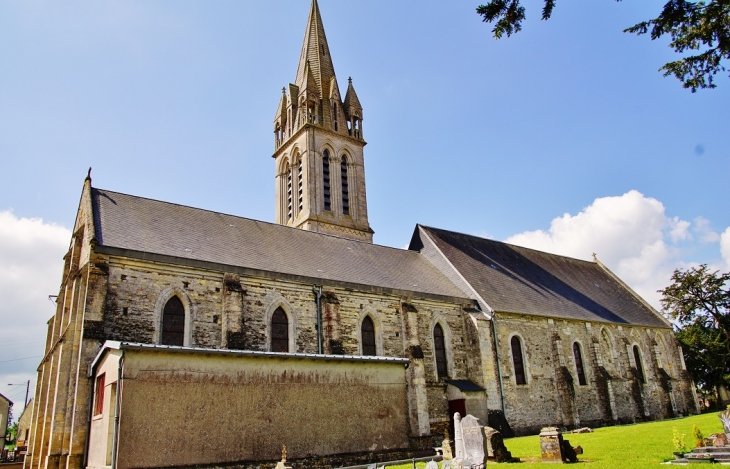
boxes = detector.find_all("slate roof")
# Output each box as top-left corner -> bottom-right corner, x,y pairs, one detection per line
414,226 -> 669,328
90,188 -> 468,300
445,379 -> 485,392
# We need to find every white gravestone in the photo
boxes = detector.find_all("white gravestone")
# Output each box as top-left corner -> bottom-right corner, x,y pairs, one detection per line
460,414 -> 485,468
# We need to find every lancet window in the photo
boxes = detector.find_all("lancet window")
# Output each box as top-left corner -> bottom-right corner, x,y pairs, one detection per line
511,335 -> 527,385
323,150 -> 331,211
161,296 -> 185,346
341,157 -> 349,215
271,308 -> 289,353
434,324 -> 448,379
573,342 -> 587,386
361,316 -> 376,356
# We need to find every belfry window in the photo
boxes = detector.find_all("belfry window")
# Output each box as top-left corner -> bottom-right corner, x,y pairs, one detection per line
511,335 -> 526,385
361,316 -> 376,356
341,157 -> 349,215
633,345 -> 645,383
433,324 -> 448,379
161,296 -> 185,346
287,164 -> 293,221
271,307 -> 289,353
323,150 -> 331,211
298,160 -> 303,214
573,342 -> 587,386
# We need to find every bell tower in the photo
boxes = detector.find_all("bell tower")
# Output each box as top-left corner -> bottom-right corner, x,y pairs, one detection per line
272,0 -> 373,243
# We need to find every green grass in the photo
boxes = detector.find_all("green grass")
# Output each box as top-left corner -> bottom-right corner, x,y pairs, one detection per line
388,413 -> 725,469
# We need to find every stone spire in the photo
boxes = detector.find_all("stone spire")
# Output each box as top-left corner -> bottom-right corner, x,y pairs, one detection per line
271,0 -> 373,243
294,0 -> 336,101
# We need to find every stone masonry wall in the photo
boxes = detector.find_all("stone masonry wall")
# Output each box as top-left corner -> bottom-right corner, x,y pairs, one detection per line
493,312 -> 696,435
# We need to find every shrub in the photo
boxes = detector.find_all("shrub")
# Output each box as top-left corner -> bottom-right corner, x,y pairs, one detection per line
692,424 -> 704,448
672,428 -> 688,454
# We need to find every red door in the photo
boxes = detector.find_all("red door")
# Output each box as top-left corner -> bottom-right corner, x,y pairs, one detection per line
448,399 -> 467,441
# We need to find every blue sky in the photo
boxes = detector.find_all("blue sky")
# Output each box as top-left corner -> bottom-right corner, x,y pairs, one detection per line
0,0 -> 728,410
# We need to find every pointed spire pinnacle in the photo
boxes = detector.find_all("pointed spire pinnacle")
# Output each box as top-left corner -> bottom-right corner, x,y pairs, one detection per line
295,0 -> 337,99
344,77 -> 362,115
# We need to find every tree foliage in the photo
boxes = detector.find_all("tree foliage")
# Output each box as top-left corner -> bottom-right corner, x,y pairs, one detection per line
475,0 -> 730,91
660,265 -> 730,408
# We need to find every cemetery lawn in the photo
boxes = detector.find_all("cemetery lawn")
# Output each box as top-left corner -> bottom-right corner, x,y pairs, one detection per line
389,412 -> 724,469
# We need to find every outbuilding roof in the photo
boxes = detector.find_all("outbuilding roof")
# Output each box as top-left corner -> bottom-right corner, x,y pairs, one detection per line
90,188 -> 469,301
411,225 -> 670,328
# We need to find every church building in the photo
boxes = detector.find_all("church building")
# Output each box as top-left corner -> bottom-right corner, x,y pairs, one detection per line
25,2 -> 697,469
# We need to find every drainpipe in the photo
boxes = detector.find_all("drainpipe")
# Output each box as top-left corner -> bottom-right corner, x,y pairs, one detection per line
312,286 -> 323,354
111,351 -> 124,469
82,375 -> 95,469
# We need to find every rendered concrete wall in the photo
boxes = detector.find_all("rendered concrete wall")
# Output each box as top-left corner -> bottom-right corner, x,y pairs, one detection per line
87,349 -> 410,469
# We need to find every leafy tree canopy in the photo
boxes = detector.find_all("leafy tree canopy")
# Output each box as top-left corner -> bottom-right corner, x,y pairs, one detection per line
660,265 -> 730,408
476,0 -> 730,91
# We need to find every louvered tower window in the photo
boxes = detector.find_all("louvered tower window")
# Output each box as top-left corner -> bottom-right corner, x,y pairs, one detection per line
511,336 -> 526,385
162,296 -> 185,346
323,150 -> 331,211
433,324 -> 448,379
341,157 -> 349,215
271,307 -> 289,353
286,164 -> 293,221
633,345 -> 645,383
361,316 -> 376,356
297,160 -> 303,214
573,342 -> 587,385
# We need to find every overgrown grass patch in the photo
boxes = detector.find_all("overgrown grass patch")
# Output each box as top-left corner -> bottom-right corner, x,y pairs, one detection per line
387,413 -> 724,469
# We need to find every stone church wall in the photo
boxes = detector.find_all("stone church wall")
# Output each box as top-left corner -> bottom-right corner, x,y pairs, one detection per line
493,312 -> 696,435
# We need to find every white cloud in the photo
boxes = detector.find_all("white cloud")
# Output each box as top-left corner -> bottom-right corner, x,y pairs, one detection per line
504,190 -> 689,310
693,216 -> 720,243
0,210 -> 70,411
721,227 -> 730,269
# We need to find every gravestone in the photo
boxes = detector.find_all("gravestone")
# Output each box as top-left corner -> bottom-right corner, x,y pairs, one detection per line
483,426 -> 513,462
539,427 -> 564,463
454,413 -> 466,460
426,461 -> 439,469
456,414 -> 485,468
719,409 -> 730,437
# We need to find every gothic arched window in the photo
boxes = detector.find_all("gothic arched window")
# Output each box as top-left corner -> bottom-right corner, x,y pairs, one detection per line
271,308 -> 289,353
511,335 -> 526,385
297,159 -> 303,214
161,296 -> 185,346
361,316 -> 376,356
286,162 -> 293,221
322,150 -> 331,211
573,342 -> 587,386
341,157 -> 349,216
433,324 -> 448,379
633,345 -> 645,383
